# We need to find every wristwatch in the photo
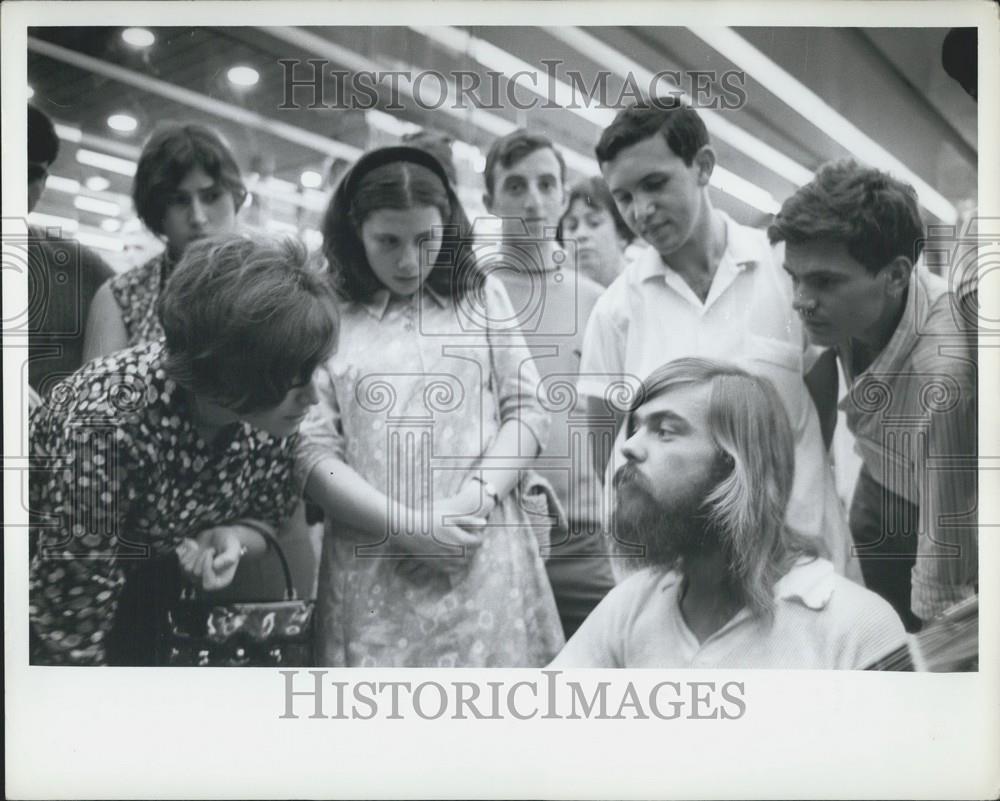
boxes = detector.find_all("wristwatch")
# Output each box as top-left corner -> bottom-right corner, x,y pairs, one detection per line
470,475 -> 501,510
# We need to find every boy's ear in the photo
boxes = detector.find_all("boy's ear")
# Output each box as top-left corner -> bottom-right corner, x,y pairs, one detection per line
883,255 -> 913,297
693,145 -> 716,186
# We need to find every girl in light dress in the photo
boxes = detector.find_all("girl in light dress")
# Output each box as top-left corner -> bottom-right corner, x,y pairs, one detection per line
298,146 -> 564,667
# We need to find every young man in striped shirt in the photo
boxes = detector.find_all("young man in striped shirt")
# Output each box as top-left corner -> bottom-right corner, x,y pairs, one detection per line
770,160 -> 978,631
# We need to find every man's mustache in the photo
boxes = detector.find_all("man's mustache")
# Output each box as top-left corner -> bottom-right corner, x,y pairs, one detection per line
613,463 -> 653,494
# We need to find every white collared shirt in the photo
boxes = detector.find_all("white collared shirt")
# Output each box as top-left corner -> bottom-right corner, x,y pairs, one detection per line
578,212 -> 856,579
550,558 -> 905,669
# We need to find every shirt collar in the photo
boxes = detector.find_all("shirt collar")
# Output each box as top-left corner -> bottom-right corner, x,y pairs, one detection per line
637,211 -> 761,284
838,261 -> 935,385
359,284 -> 447,321
657,556 -> 836,612
773,557 -> 836,611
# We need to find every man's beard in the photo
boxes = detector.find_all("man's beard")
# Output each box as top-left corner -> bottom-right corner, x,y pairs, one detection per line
611,463 -> 721,571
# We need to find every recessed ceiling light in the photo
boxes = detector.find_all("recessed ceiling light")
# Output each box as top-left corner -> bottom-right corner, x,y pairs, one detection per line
107,113 -> 138,133
101,218 -> 123,233
85,176 -> 111,192
227,66 -> 259,87
121,28 -> 155,48
299,170 -> 323,189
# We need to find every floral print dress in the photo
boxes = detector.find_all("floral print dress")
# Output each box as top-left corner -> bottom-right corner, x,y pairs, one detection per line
28,340 -> 301,665
296,277 -> 565,667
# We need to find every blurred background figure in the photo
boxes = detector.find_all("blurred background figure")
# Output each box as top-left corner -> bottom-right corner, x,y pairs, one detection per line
558,175 -> 634,288
27,104 -> 114,401
401,128 -> 458,184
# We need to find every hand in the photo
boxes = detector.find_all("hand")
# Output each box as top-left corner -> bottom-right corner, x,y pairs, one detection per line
175,526 -> 246,592
393,493 -> 486,579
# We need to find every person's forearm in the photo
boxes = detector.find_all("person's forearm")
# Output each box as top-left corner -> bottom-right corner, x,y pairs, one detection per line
225,520 -> 273,558
305,456 -> 402,541
474,419 -> 542,500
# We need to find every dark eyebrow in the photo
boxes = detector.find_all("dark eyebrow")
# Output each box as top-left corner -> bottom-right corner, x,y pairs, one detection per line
782,263 -> 842,280
632,409 -> 691,433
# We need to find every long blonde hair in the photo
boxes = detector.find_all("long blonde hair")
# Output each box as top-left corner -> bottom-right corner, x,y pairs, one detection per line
630,358 -> 819,619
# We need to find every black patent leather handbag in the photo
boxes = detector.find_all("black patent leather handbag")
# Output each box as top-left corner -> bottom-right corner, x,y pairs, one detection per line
158,530 -> 314,667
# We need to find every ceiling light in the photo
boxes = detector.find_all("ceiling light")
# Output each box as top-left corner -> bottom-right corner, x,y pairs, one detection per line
54,122 -> 82,143
27,85 -> 34,99
100,218 -> 123,233
121,28 -> 155,48
45,175 -> 82,194
74,196 -> 121,217
107,113 -> 138,133
85,176 -> 111,192
299,170 -> 323,189
76,148 -> 137,176
227,66 -> 260,87
686,26 -> 958,223
27,212 -> 79,233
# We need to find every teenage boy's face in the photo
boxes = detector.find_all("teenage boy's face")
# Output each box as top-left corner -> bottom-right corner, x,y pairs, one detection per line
486,147 -> 566,242
602,134 -> 708,259
783,239 -> 904,347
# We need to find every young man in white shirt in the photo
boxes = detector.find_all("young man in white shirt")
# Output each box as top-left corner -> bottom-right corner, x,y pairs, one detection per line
578,101 -> 856,580
551,359 -> 904,669
483,129 -> 615,637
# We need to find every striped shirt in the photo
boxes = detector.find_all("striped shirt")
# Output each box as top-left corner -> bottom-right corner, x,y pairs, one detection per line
838,264 -> 978,620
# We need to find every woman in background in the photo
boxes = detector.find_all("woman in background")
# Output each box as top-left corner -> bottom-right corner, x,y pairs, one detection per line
558,175 -> 634,288
83,122 -> 246,360
299,146 -> 564,668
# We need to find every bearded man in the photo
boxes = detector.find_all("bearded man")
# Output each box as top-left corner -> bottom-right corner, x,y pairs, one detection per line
551,358 -> 905,669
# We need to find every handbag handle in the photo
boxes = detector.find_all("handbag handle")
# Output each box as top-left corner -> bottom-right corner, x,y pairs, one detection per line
181,523 -> 299,602
243,523 -> 298,602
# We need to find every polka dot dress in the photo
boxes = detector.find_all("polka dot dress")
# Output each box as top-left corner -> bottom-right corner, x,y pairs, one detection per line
28,340 -> 301,665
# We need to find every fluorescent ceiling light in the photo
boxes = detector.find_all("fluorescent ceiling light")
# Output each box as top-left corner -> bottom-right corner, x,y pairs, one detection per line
30,37 -> 361,162
76,148 -> 137,176
686,26 -> 958,223
227,66 -> 260,87
366,109 -> 422,138
413,26 -> 615,129
45,175 -> 82,194
412,26 -> 785,212
546,27 -> 814,188
121,28 -> 155,48
299,170 -> 323,189
711,166 -> 779,215
54,123 -> 82,143
107,113 -> 138,133
27,212 -> 79,233
100,218 -> 123,233
85,176 -> 111,192
74,195 -> 122,217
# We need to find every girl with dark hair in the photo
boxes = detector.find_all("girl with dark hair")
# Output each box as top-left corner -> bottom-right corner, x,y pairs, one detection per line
83,122 -> 247,361
299,146 -> 564,667
29,233 -> 339,665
